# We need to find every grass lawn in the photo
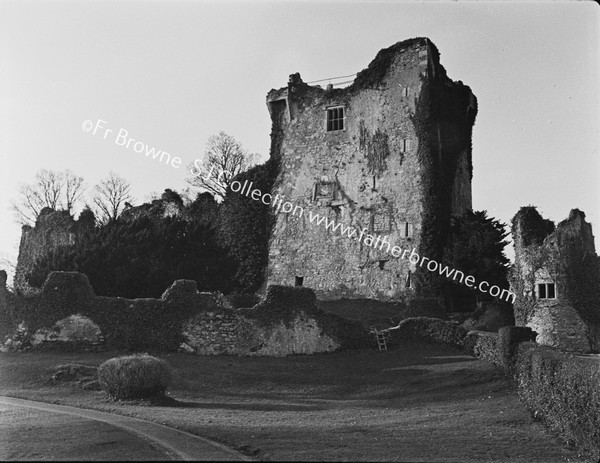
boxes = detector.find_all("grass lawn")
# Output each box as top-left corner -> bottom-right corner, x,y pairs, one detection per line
318,299 -> 406,328
0,343 -> 588,462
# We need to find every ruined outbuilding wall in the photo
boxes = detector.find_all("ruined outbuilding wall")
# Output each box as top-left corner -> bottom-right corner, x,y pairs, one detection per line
266,37 -> 477,301
0,271 -> 368,355
13,209 -> 76,294
182,311 -> 341,356
510,208 -> 600,352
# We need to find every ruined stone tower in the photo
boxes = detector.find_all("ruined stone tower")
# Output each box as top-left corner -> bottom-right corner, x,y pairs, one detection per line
510,207 -> 600,352
265,38 -> 477,301
14,209 -> 77,294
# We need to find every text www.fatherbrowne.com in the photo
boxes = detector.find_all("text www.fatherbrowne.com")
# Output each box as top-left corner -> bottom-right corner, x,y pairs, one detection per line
202,166 -> 516,304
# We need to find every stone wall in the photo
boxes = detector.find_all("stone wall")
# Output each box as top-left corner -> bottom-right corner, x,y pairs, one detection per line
510,208 -> 600,353
14,209 -> 76,294
182,310 -> 340,356
0,271 -> 214,351
387,317 -> 468,346
0,271 -> 366,355
266,37 -> 477,302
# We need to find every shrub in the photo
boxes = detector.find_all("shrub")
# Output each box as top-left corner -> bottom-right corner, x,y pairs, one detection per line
54,314 -> 102,342
465,302 -> 515,332
463,330 -> 501,365
98,354 -> 172,400
1,322 -> 32,353
497,326 -> 537,370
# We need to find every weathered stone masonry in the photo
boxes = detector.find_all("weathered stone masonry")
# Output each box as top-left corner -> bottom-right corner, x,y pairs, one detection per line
0,271 -> 367,356
14,209 -> 76,295
266,37 -> 477,302
510,208 -> 600,353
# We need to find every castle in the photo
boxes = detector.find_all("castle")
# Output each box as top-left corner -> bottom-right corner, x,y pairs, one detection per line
265,37 -> 477,302
8,38 -> 600,354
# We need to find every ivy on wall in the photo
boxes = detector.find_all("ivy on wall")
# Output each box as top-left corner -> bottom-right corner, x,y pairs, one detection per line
218,102 -> 284,293
359,121 -> 391,176
512,206 -> 555,247
409,60 -> 477,297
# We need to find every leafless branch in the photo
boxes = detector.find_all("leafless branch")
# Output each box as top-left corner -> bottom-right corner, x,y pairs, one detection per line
92,172 -> 133,224
11,169 -> 87,225
186,131 -> 257,201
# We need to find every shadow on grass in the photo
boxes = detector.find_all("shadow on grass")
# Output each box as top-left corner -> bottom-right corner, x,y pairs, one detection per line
136,393 -> 327,412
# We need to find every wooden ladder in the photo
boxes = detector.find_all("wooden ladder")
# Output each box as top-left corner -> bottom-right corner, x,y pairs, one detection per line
374,329 -> 388,352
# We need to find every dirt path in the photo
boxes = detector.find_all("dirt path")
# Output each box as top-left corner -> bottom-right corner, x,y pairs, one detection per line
0,396 -> 251,461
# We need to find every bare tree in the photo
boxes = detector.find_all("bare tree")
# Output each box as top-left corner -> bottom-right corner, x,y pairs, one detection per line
92,172 -> 133,224
64,171 -> 86,213
11,169 -> 86,225
187,131 -> 257,201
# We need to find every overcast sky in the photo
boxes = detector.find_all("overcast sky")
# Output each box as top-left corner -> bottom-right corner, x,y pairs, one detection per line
0,0 -> 598,282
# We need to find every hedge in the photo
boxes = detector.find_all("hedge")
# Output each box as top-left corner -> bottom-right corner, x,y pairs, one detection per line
463,330 -> 501,366
515,342 -> 600,455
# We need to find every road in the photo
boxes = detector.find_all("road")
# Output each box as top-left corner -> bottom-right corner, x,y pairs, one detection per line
0,396 -> 251,461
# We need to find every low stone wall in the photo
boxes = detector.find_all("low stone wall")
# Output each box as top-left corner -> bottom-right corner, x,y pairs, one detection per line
0,271 -> 214,351
0,272 -> 366,356
181,285 -> 368,356
527,302 -> 591,353
183,311 -> 339,356
387,317 -> 468,347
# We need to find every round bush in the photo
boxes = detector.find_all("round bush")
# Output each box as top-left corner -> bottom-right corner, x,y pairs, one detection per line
97,354 -> 172,400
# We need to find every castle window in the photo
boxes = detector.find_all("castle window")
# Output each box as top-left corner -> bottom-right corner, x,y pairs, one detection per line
402,86 -> 410,97
405,271 -> 412,289
400,138 -> 410,153
537,282 -> 556,300
400,222 -> 414,239
295,276 -> 304,287
326,106 -> 345,132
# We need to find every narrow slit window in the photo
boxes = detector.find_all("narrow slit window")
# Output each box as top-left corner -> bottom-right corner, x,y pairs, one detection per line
401,138 -> 410,153
327,106 -> 345,132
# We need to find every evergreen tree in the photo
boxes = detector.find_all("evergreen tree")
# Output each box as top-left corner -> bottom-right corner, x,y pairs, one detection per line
442,210 -> 510,309
26,190 -> 235,298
